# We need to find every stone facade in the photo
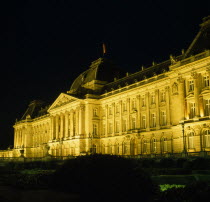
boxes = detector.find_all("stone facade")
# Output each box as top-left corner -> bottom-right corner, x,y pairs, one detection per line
1,16 -> 210,158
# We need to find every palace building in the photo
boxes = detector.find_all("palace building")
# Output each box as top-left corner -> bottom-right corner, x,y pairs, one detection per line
1,16 -> 210,158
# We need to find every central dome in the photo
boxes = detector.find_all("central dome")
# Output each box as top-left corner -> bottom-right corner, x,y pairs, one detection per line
68,58 -> 125,97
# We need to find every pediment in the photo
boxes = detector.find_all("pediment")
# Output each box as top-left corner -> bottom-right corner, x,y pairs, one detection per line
186,92 -> 194,99
48,93 -> 79,111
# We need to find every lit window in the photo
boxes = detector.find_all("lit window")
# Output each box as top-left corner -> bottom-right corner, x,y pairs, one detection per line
115,121 -> 120,133
152,138 -> 157,153
142,97 -> 146,107
189,80 -> 194,92
160,91 -> 166,102
93,124 -> 97,136
108,122 -> 113,134
109,106 -> 112,115
108,143 -> 112,154
204,130 -> 210,148
132,117 -> 136,129
123,102 -> 127,111
122,142 -> 127,155
116,104 -> 119,113
151,113 -> 156,128
161,111 -> 167,126
93,108 -> 98,117
142,115 -> 146,129
132,98 -> 136,109
163,138 -> 167,152
190,103 -> 196,118
151,94 -> 155,104
204,75 -> 210,87
115,143 -> 120,154
102,123 -> 106,136
188,132 -> 194,149
205,100 -> 210,116
142,139 -> 147,153
122,119 -> 127,132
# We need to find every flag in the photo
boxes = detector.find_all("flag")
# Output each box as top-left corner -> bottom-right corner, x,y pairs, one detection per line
102,43 -> 106,55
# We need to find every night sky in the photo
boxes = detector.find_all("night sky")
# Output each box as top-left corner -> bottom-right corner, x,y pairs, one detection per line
0,0 -> 209,149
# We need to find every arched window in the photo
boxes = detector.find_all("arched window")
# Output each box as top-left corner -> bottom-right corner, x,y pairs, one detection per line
151,138 -> 157,153
92,144 -> 97,154
204,130 -> 210,148
122,142 -> 127,155
188,132 -> 194,149
115,143 -> 120,155
130,139 -> 135,155
101,144 -> 105,154
162,137 -> 167,152
107,143 -> 112,154
142,139 -> 147,153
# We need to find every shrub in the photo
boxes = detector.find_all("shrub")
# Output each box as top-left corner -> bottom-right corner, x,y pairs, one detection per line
51,155 -> 158,202
191,157 -> 210,170
159,158 -> 175,168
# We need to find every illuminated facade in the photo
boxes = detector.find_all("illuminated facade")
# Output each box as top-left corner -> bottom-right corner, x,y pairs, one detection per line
1,16 -> 210,158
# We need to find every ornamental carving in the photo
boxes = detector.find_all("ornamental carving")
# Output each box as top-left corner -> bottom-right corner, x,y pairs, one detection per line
191,71 -> 199,79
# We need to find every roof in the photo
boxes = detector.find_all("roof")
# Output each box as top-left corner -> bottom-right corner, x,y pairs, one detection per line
20,100 -> 49,120
184,15 -> 210,58
69,57 -> 126,97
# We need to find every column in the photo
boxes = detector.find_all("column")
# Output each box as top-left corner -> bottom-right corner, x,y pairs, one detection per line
55,115 -> 59,140
119,101 -> 122,133
60,113 -> 64,139
165,86 -> 171,126
76,108 -> 79,135
146,92 -> 150,131
155,89 -> 160,129
177,76 -> 185,120
106,105 -> 108,137
14,129 -> 17,148
136,95 -> 140,129
79,105 -> 85,135
65,112 -> 69,138
113,103 -> 115,135
50,116 -> 54,140
127,98 -> 130,130
192,72 -> 200,117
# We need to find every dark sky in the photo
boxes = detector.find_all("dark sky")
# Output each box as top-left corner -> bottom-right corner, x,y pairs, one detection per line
0,0 -> 209,149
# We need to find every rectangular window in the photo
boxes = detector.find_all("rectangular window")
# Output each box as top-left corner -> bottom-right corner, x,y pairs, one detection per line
205,99 -> 210,116
190,103 -> 196,118
93,108 -> 98,117
109,106 -> 112,115
142,97 -> 146,107
161,111 -> 167,126
93,124 -> 97,136
132,98 -> 136,109
160,91 -> 166,102
204,75 -> 210,87
116,104 -> 119,113
123,102 -> 127,111
132,117 -> 136,129
122,119 -> 127,132
151,113 -> 156,128
108,122 -> 113,134
102,123 -> 106,136
189,80 -> 194,92
163,138 -> 167,152
115,121 -> 120,133
151,94 -> 155,104
142,115 -> 146,129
